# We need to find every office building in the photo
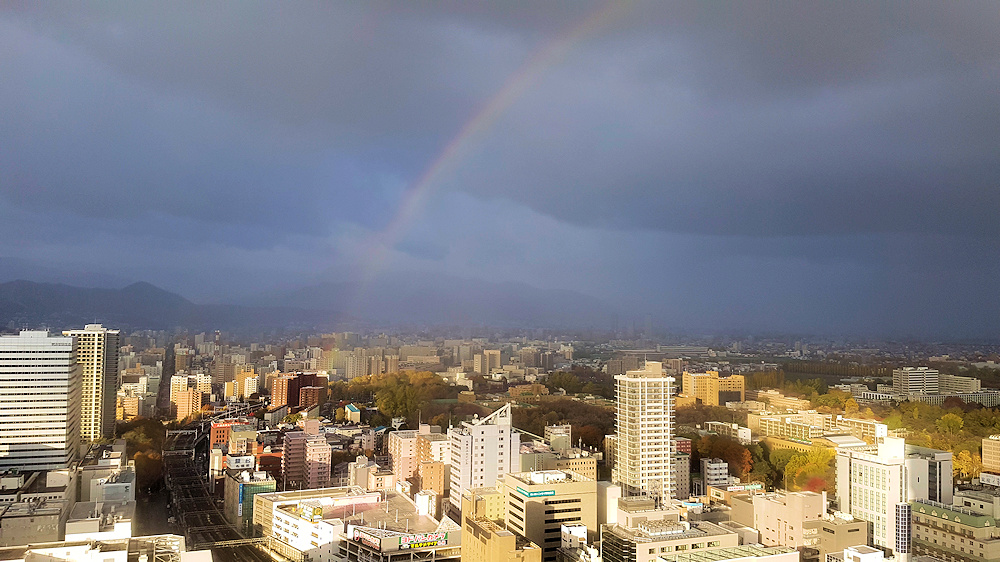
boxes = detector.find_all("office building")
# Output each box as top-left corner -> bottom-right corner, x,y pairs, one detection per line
602,498 -> 738,562
679,371 -> 745,406
613,361 -> 676,501
63,325 -> 119,442
223,469 -> 276,535
448,404 -> 520,514
0,331 -> 81,471
462,488 -> 541,562
983,436 -> 1000,476
730,491 -> 825,548
905,445 -> 953,504
837,437 -> 940,554
893,367 -> 939,395
272,375 -> 298,409
502,470 -> 601,562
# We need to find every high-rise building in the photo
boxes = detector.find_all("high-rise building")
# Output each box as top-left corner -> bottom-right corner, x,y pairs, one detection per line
0,331 -> 81,471
835,436 -> 952,554
63,325 -> 119,441
613,361 -> 675,501
282,430 -> 332,490
893,367 -> 939,395
448,404 -> 520,514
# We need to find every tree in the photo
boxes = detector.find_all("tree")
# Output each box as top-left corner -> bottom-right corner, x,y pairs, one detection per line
936,413 -> 964,435
844,398 -> 860,415
282,413 -> 303,425
953,450 -> 982,479
335,407 -> 346,422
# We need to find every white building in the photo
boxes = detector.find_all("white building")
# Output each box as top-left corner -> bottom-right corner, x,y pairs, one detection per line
448,404 -> 519,514
64,325 -> 119,442
892,367 -> 939,395
837,437 -> 953,556
613,361 -> 676,501
0,331 -> 81,471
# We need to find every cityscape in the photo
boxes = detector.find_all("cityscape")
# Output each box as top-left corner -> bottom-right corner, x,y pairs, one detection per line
1,3 -> 999,562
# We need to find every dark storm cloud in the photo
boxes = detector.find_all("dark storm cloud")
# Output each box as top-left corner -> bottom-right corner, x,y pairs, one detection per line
1,2 -> 998,335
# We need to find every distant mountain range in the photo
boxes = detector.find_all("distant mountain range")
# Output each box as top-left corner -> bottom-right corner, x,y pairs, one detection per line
0,272 -> 617,332
0,280 -> 343,332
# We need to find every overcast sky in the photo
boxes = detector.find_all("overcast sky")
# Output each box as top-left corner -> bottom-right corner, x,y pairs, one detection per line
2,2 -> 998,337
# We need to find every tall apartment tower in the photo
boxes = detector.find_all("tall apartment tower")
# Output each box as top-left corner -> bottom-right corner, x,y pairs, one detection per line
613,361 -> 676,502
448,403 -> 520,514
0,331 -> 82,470
63,324 -> 120,441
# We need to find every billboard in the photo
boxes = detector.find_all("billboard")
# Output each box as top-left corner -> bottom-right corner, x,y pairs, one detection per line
399,531 -> 448,550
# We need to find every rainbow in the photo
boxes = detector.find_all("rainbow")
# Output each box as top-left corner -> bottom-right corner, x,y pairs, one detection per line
348,2 -> 628,309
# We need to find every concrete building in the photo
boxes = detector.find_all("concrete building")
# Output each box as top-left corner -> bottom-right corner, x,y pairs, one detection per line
983,435 -> 1000,476
502,470 -> 603,562
679,371 -> 745,406
298,386 -> 324,409
448,404 -> 520,514
805,512 -> 868,562
272,375 -> 298,409
603,515 -> 738,562
174,388 -> 204,421
417,432 -> 451,464
282,430 -> 332,490
64,501 -> 135,541
64,325 -> 119,442
905,445 -> 953,505
0,331 -> 81,471
613,361 -> 676,501
893,367 -> 940,395
461,488 -> 541,562
730,491 -> 825,548
701,458 -> 731,489
223,469 -> 276,535
390,424 -> 441,481
651,546 -> 799,562
705,422 -> 753,445
672,453 -> 691,499
911,499 -> 1000,562
837,437 -> 936,554
0,499 -> 66,546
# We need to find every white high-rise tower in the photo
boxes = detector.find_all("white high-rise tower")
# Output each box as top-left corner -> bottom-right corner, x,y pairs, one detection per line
0,331 -> 81,470
63,324 -> 119,441
448,403 -> 520,514
613,361 -> 675,501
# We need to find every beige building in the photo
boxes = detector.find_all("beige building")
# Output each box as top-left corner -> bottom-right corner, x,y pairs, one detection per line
602,496 -> 738,562
983,435 -> 1000,476
503,470 -> 604,562
680,371 -> 745,406
912,499 -> 1000,562
174,388 -> 204,421
461,489 -> 541,562
64,325 -> 119,442
730,491 -> 825,548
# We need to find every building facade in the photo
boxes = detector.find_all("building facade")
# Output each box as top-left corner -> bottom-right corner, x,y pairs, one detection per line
0,331 -> 81,471
448,404 -> 520,514
63,325 -> 119,441
613,362 -> 675,501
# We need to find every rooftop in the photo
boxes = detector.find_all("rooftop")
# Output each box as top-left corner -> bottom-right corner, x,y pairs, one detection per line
655,545 -> 796,562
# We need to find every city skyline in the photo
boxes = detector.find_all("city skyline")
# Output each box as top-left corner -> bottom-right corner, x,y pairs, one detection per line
1,4 -> 999,338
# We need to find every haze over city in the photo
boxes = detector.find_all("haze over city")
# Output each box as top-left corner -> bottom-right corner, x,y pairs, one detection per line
2,3 -> 999,337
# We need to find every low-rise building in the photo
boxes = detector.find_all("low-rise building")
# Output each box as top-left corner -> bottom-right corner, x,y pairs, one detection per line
911,499 -> 1000,562
64,501 -> 135,541
223,469 -> 276,535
